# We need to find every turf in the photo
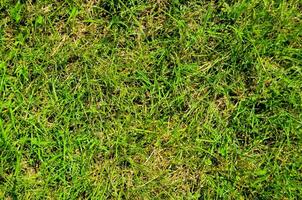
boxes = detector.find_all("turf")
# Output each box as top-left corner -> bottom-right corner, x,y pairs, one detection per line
0,0 -> 302,199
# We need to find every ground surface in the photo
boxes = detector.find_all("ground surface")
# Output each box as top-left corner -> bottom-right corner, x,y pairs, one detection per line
0,0 -> 302,199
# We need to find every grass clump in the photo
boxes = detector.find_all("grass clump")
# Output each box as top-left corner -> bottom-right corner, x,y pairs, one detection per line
0,0 -> 302,199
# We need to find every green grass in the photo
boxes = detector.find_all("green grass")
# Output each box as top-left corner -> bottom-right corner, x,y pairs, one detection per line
0,0 -> 302,199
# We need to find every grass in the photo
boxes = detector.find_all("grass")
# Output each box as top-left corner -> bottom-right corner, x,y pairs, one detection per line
0,0 -> 302,199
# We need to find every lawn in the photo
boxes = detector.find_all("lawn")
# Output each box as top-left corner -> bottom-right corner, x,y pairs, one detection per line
0,0 -> 302,199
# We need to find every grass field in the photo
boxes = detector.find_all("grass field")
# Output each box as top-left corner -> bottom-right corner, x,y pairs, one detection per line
0,0 -> 302,199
